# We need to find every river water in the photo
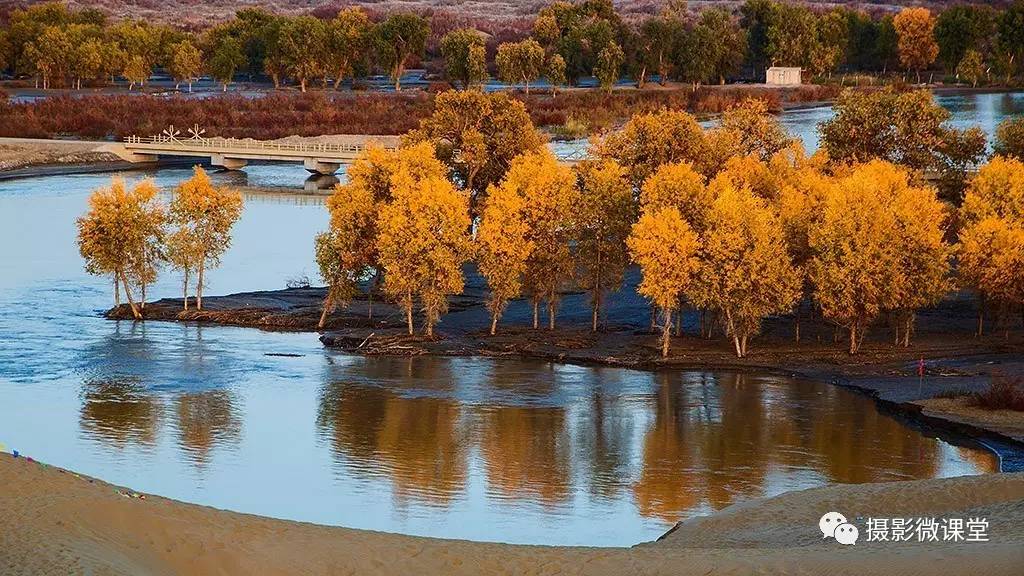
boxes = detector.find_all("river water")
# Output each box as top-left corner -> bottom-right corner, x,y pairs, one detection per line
0,92 -> 1018,547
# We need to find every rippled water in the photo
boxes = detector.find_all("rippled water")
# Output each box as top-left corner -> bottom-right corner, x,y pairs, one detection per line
0,92 -> 1017,546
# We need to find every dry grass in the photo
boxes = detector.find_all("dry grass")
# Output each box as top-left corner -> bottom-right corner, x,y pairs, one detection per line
971,375 -> 1024,412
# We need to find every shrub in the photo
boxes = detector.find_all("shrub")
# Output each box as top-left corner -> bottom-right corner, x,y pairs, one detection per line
970,375 -> 1024,411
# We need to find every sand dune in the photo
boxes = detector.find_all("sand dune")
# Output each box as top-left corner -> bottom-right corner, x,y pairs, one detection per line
2,453 -> 1022,575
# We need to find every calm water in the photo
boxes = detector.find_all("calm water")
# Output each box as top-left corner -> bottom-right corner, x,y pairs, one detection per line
0,91 -> 1017,547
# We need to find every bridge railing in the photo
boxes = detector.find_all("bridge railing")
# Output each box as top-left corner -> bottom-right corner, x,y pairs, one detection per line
124,134 -> 391,154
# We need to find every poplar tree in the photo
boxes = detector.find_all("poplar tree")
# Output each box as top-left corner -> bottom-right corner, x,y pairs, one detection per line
576,159 -> 635,331
893,7 -> 939,83
495,39 -> 545,94
378,166 -> 471,337
502,150 -> 579,329
627,207 -> 700,357
77,178 -> 166,320
169,167 -> 243,311
693,178 -> 800,357
476,181 -> 533,334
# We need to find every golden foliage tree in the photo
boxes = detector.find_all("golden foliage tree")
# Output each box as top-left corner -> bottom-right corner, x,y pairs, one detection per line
476,181 -> 533,334
627,207 -> 701,357
893,7 -> 939,83
638,161 -> 712,230
596,109 -> 709,188
378,167 -> 471,337
168,167 -> 243,311
576,159 -> 635,331
317,181 -> 377,328
958,156 -> 1024,335
809,161 -> 949,353
692,179 -> 800,357
77,178 -> 165,320
718,98 -> 795,161
501,150 -> 579,329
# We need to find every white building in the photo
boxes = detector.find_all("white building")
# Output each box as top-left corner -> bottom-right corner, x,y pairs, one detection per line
766,67 -> 802,86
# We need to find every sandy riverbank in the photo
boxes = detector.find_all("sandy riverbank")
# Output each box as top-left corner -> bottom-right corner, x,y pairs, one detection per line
1,452 -> 1022,575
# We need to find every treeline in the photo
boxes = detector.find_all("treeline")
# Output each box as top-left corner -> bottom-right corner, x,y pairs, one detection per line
5,0 -> 1024,93
77,88 -> 1024,359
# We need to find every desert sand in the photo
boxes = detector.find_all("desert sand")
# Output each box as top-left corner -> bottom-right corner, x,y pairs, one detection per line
2,452 -> 1023,576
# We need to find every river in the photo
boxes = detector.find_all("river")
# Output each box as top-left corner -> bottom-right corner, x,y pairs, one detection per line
0,91 -> 1019,547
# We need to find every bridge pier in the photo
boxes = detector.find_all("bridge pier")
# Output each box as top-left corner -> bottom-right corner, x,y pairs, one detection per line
211,154 -> 248,171
304,158 -> 341,175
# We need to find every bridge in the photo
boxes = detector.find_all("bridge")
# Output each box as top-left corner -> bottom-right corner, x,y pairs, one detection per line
103,125 -> 587,179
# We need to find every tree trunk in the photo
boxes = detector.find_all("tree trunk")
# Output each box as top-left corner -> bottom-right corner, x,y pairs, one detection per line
118,271 -> 142,320
636,65 -> 647,89
188,81 -> 193,93
140,281 -> 147,310
182,268 -> 190,311
533,299 -> 540,329
318,292 -> 333,329
977,294 -> 985,336
849,323 -> 858,354
490,312 -> 499,336
405,291 -> 414,335
114,275 -> 121,307
197,260 -> 205,311
272,74 -> 280,89
425,315 -> 433,337
733,334 -> 743,357
300,78 -> 307,93
222,82 -> 228,92
661,308 -> 672,358
548,300 -> 556,330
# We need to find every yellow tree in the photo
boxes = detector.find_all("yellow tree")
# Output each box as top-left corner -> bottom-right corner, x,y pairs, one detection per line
885,169 -> 951,346
627,207 -> 701,357
692,179 -> 800,357
77,178 -> 165,319
808,161 -> 931,354
476,182 -> 533,334
638,161 -> 712,230
502,150 -> 579,329
168,167 -> 243,310
639,161 -> 713,333
576,159 -> 636,331
718,98 -> 795,161
378,167 -> 471,336
165,226 -> 203,310
596,109 -> 710,189
958,156 -> 1024,335
316,181 -> 377,328
893,7 -> 939,83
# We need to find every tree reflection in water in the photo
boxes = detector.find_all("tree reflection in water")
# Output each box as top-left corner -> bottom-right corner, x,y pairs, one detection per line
79,377 -> 162,448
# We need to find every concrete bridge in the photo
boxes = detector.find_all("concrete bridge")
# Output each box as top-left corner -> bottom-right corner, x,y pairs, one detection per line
110,131 -> 400,175
105,127 -> 587,178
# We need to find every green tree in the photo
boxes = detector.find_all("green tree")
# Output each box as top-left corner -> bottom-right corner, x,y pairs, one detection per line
699,8 -> 747,84
374,13 -> 430,92
496,39 -> 546,95
326,8 -> 372,89
995,1 -> 1024,83
636,14 -> 683,87
995,117 -> 1024,160
278,16 -> 327,92
956,49 -> 986,87
168,39 -> 202,92
545,54 -> 567,96
441,28 -> 488,90
206,33 -> 245,91
935,5 -> 995,73
765,2 -> 818,68
405,90 -> 544,209
593,42 -> 624,91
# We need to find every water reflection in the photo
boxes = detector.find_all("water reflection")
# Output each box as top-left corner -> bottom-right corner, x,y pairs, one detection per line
174,390 -> 241,467
305,360 -> 999,531
80,377 -> 161,448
